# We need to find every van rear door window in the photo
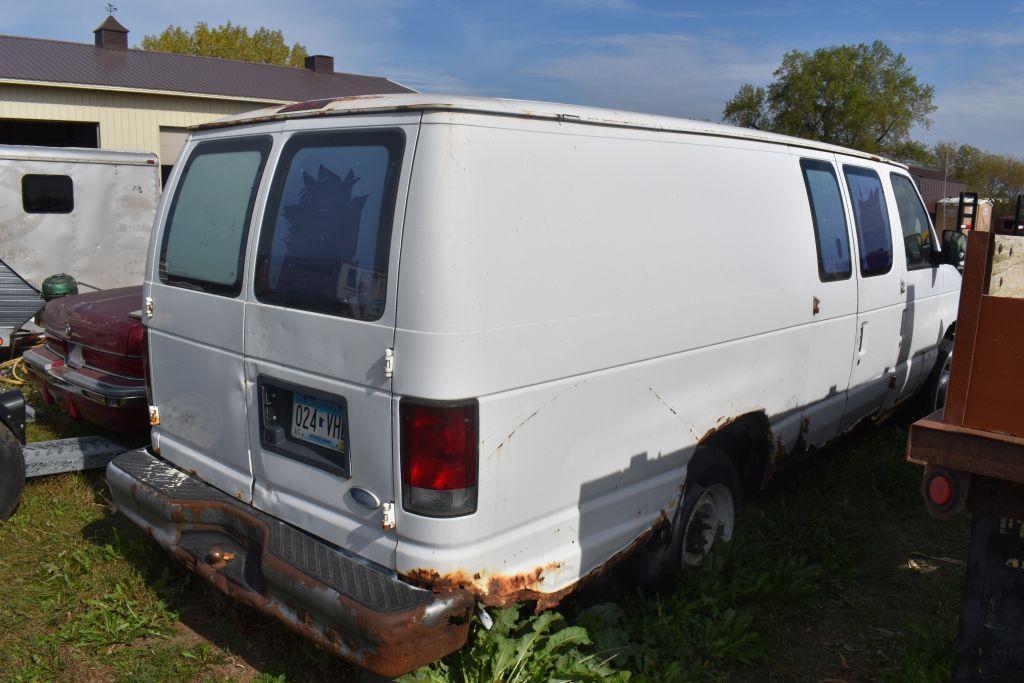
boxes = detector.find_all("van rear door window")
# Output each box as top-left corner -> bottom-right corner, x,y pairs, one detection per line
159,137 -> 271,296
843,166 -> 893,277
254,130 -> 405,322
800,159 -> 851,281
890,173 -> 935,269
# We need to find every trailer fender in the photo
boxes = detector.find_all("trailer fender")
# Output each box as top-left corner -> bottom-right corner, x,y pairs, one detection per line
0,389 -> 26,444
0,415 -> 25,520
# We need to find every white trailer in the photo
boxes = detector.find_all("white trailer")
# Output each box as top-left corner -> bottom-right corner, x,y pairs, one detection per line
0,145 -> 160,347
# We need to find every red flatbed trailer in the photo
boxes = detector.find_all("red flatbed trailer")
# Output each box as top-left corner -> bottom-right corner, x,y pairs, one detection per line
907,227 -> 1024,680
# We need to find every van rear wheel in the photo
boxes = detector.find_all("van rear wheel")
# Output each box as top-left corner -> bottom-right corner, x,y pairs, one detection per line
678,482 -> 736,568
631,448 -> 740,589
672,454 -> 738,570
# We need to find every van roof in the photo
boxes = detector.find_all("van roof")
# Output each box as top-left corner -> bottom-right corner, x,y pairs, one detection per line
195,93 -> 905,168
0,144 -> 159,166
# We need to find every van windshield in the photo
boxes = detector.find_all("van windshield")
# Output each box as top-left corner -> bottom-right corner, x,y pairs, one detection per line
159,137 -> 272,296
254,130 -> 405,322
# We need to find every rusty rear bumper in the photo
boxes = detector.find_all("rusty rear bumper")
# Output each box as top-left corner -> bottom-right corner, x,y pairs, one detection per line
106,449 -> 473,677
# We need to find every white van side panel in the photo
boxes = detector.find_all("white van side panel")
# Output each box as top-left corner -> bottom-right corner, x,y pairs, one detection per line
392,114 -> 862,597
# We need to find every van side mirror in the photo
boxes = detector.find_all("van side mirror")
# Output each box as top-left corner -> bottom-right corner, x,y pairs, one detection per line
940,230 -> 967,270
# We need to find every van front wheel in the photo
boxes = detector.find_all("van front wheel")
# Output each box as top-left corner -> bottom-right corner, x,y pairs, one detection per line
921,339 -> 954,415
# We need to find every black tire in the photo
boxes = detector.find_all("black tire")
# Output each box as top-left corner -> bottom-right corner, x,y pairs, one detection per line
631,448 -> 740,589
921,339 -> 954,415
0,424 -> 25,521
667,452 -> 740,572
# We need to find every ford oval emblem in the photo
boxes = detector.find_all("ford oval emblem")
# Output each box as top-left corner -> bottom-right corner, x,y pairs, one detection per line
349,487 -> 381,510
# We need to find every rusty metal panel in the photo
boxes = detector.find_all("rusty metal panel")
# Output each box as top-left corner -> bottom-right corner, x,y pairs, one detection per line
961,295 -> 1024,436
908,414 -> 1024,485
106,449 -> 473,677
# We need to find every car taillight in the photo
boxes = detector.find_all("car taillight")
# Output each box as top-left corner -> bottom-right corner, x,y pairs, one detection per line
400,398 -> 478,517
141,326 -> 152,404
46,336 -> 68,357
127,323 -> 144,357
81,348 -> 144,377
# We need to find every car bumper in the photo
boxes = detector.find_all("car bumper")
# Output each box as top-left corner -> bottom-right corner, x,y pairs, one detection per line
106,449 -> 474,677
24,345 -> 146,406
23,345 -> 147,434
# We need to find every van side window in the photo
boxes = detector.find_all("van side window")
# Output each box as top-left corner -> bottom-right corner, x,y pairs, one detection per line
22,174 -> 73,213
890,173 -> 935,269
254,130 -> 405,322
159,137 -> 272,296
799,159 -> 851,281
843,166 -> 893,277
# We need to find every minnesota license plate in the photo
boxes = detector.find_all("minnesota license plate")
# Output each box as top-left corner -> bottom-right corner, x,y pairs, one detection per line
291,393 -> 345,452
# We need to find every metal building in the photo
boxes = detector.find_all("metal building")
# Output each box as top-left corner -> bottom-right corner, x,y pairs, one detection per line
907,165 -> 967,218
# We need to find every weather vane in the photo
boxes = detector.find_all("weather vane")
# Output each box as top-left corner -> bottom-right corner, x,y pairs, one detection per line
105,2 -> 117,14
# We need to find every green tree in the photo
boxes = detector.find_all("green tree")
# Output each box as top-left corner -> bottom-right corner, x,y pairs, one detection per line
932,141 -> 1024,212
140,22 -> 308,68
723,41 -> 935,161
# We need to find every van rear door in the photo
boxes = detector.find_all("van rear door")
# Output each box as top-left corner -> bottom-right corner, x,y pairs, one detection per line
147,132 -> 275,502
242,116 -> 418,568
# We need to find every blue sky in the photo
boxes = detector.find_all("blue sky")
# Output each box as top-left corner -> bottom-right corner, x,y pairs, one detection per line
5,1 -> 1024,155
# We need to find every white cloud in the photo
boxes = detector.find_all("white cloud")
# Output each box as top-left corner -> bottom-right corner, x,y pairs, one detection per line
520,32 -> 779,120
542,0 -> 637,11
891,28 -> 1024,48
915,67 -> 1024,156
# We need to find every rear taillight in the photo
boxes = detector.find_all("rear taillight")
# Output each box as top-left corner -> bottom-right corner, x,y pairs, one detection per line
81,348 -> 144,378
127,323 -> 144,357
141,326 -> 152,404
400,398 -> 478,517
46,336 -> 68,357
926,470 -> 955,508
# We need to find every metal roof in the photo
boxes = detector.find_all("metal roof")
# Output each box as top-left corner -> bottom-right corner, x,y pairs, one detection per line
94,16 -> 128,33
0,34 -> 413,103
197,93 -> 905,167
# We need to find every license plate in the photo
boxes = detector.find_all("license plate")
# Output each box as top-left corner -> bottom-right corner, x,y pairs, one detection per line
291,393 -> 345,452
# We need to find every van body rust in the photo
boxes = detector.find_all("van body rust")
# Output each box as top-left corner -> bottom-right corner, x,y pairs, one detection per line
106,94 -> 962,675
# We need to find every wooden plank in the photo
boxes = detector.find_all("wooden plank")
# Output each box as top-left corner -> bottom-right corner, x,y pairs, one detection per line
988,233 -> 1024,299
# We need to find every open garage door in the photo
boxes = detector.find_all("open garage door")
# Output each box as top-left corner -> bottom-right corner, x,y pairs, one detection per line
0,119 -> 98,148
159,127 -> 188,185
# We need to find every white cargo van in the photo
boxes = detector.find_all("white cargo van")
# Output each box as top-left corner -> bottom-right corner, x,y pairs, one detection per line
0,145 -> 160,346
106,94 -> 961,675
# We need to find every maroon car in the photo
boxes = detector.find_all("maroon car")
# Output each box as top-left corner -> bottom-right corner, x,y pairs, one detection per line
24,286 -> 148,435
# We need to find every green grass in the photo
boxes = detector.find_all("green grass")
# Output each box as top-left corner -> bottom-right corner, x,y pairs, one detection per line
0,376 -> 969,681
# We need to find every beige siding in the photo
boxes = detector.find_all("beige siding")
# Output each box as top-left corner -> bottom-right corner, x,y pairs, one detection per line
0,84 -> 276,163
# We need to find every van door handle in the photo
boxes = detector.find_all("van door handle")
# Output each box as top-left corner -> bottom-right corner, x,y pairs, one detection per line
858,322 -> 867,354
900,279 -> 907,294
